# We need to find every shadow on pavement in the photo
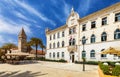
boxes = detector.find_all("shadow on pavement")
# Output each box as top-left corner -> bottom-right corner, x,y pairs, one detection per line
0,71 -> 48,77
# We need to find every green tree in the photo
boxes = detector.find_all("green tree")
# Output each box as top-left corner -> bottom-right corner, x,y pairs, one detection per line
30,37 -> 42,60
1,43 -> 17,60
40,42 -> 46,58
25,41 -> 32,53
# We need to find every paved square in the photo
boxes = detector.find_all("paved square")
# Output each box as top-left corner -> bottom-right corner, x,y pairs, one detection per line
0,61 -> 99,77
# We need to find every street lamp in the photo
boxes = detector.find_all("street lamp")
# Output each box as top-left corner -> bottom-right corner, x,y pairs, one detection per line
81,37 -> 88,71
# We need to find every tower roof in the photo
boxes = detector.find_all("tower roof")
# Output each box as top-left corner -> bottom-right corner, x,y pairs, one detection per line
18,28 -> 27,38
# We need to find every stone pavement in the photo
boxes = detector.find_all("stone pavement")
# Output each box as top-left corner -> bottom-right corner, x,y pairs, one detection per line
0,61 -> 99,77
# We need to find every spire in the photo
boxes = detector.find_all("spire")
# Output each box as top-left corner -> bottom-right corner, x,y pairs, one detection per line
71,6 -> 74,12
71,6 -> 75,15
18,27 -> 27,38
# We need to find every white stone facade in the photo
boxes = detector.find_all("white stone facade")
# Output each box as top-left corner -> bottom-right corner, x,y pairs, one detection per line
45,2 -> 120,62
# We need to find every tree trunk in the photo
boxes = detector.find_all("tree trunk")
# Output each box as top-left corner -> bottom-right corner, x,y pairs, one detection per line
36,44 -> 38,60
42,48 -> 43,58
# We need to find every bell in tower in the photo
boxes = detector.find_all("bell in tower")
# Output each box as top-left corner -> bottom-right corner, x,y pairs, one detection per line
18,27 -> 27,52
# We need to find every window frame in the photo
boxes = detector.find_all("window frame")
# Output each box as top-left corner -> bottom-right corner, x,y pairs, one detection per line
91,21 -> 96,29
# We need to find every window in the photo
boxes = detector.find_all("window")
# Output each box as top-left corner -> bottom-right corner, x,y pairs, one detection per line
57,52 -> 59,58
82,51 -> 86,58
73,39 -> 76,45
73,27 -> 76,33
53,52 -> 55,58
82,24 -> 86,31
49,43 -> 51,49
91,34 -> 95,43
69,28 -> 72,34
115,12 -> 120,22
50,35 -> 52,40
69,38 -> 76,46
62,41 -> 64,47
102,17 -> 107,25
90,50 -> 95,58
62,52 -> 64,58
69,27 -> 76,34
69,38 -> 72,46
91,21 -> 96,29
57,32 -> 60,38
114,29 -> 120,39
82,36 -> 86,44
53,43 -> 55,48
53,34 -> 55,39
101,32 -> 107,41
101,49 -> 107,58
49,53 -> 51,58
57,42 -> 60,48
62,31 -> 64,37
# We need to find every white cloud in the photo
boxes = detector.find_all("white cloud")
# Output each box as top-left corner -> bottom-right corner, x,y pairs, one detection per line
0,15 -> 32,35
78,0 -> 92,15
0,36 -> 5,43
14,0 -> 56,26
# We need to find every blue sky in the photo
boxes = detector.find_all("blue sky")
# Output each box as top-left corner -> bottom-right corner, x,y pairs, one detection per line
0,0 -> 120,47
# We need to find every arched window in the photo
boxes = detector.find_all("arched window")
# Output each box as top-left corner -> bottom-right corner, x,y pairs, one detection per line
91,34 -> 95,43
69,38 -> 72,46
57,42 -> 60,48
73,38 -> 76,45
101,32 -> 107,41
49,53 -> 51,58
101,49 -> 107,58
114,29 -> 120,39
53,52 -> 55,58
57,52 -> 59,58
49,43 -> 51,49
69,38 -> 76,46
62,41 -> 64,47
82,36 -> 86,44
53,43 -> 55,48
82,51 -> 86,58
90,50 -> 95,57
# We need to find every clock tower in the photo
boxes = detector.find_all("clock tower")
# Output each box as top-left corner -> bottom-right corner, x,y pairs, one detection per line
18,28 -> 27,52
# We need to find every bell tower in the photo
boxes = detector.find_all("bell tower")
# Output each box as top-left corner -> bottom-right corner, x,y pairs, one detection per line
18,28 -> 27,52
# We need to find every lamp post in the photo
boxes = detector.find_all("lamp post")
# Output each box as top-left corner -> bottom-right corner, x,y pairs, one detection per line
81,38 -> 88,71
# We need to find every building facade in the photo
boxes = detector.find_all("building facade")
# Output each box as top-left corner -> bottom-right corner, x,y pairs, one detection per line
45,2 -> 120,62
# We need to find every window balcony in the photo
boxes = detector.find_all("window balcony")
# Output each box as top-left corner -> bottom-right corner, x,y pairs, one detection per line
67,45 -> 77,52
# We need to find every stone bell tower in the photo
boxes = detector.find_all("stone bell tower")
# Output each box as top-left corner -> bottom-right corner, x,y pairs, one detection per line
18,28 -> 27,52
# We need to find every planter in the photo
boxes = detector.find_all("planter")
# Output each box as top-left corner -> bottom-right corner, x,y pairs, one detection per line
98,66 -> 117,77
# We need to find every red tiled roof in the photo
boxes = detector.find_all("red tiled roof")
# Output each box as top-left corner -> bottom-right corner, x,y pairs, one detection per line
30,50 -> 46,55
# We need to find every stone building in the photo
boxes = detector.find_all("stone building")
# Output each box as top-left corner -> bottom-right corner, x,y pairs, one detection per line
45,2 -> 120,62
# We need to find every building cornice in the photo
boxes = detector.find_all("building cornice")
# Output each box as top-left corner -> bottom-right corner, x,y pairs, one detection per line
46,25 -> 67,34
79,2 -> 120,23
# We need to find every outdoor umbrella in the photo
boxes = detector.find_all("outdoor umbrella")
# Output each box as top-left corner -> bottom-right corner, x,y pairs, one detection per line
101,47 -> 120,55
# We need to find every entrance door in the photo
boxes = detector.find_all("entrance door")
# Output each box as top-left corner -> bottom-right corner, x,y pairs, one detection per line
72,55 -> 74,62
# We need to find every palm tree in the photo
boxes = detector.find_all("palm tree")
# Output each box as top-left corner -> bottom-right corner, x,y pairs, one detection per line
25,41 -> 32,53
30,37 -> 42,60
40,43 -> 46,58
